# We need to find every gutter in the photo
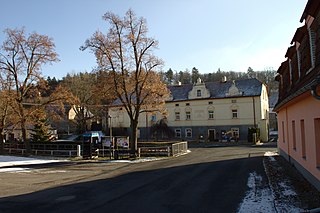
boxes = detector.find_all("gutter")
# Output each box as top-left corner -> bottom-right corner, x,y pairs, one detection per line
274,74 -> 320,111
311,76 -> 320,100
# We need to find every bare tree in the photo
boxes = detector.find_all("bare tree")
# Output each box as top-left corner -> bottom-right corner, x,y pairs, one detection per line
0,28 -> 59,153
0,72 -> 15,153
81,10 -> 169,155
61,72 -> 100,133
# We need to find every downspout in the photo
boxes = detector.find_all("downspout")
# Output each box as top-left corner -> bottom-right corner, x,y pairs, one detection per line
286,107 -> 291,163
311,76 -> 320,100
252,97 -> 256,128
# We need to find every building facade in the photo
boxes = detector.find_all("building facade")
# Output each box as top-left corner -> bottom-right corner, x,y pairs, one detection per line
109,78 -> 269,142
274,0 -> 320,190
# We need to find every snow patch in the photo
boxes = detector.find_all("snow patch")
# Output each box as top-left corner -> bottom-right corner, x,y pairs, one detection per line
264,151 -> 278,157
102,157 -> 165,164
278,182 -> 297,196
0,167 -> 31,173
238,172 -> 275,213
0,155 -> 68,168
263,156 -> 303,213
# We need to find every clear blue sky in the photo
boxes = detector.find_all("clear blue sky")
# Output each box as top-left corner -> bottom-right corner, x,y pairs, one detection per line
0,0 -> 307,79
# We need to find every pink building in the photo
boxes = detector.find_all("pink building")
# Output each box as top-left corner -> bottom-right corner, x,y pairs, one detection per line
274,0 -> 320,190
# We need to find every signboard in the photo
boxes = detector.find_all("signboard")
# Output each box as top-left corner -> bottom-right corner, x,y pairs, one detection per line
101,136 -> 113,147
116,137 -> 129,148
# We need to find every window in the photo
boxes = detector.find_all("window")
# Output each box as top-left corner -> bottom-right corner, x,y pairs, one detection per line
231,99 -> 237,103
197,89 -> 201,97
308,27 -> 316,70
186,103 -> 190,106
314,118 -> 320,168
301,120 -> 306,159
185,128 -> 192,138
297,50 -> 301,78
151,115 -> 157,122
175,112 -> 180,120
232,109 -> 238,118
175,103 -> 179,107
231,128 -> 239,139
208,110 -> 214,119
292,120 -> 296,150
208,101 -> 213,105
186,111 -> 191,120
282,121 -> 285,143
175,129 -> 181,138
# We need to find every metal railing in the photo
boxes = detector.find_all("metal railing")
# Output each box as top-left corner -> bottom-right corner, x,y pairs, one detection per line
4,147 -> 78,157
2,141 -> 189,158
171,141 -> 188,156
138,146 -> 171,157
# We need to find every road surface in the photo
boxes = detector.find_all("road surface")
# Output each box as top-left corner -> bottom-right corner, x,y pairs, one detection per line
0,145 -> 277,213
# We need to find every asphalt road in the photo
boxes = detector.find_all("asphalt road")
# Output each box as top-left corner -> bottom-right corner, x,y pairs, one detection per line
0,145 -> 277,213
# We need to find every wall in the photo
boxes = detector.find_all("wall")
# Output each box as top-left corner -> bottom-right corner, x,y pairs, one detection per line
109,84 -> 269,142
277,92 -> 320,188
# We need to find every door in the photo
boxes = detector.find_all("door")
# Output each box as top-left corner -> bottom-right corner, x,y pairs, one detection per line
208,129 -> 216,142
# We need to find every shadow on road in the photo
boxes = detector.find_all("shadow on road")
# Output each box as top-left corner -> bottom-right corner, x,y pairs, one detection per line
0,156 -> 268,213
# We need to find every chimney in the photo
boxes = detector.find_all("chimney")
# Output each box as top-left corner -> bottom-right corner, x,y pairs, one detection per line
221,76 -> 227,83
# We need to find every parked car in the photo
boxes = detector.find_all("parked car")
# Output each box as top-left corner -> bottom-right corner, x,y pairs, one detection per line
269,130 -> 278,142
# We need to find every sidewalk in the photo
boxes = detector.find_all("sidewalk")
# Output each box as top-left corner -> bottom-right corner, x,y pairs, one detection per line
264,152 -> 320,212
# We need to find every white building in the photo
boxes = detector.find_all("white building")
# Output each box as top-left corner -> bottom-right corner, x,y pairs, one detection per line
109,78 -> 269,142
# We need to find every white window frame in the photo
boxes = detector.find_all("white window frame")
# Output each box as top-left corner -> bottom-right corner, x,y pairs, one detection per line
308,27 -> 316,74
186,111 -> 191,120
289,58 -> 293,86
175,129 -> 181,138
208,110 -> 214,119
232,109 -> 238,119
231,128 -> 239,138
185,128 -> 192,138
175,112 -> 180,120
297,50 -> 301,78
197,89 -> 201,97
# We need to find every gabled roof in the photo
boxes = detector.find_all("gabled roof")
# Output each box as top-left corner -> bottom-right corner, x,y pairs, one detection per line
167,78 -> 262,102
300,0 -> 320,22
291,25 -> 307,45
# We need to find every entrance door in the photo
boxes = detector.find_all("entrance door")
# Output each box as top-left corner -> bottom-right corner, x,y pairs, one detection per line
208,129 -> 216,142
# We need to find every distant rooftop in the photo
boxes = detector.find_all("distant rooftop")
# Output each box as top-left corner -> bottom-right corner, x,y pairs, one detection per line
167,78 -> 263,102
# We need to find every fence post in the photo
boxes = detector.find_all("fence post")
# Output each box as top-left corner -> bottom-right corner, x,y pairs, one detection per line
77,145 -> 81,157
138,148 -> 141,158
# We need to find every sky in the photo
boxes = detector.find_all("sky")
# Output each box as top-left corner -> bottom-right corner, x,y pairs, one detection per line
0,0 -> 307,80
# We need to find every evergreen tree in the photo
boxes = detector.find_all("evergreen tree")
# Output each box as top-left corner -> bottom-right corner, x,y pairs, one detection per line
165,68 -> 174,84
30,118 -> 52,142
191,67 -> 200,83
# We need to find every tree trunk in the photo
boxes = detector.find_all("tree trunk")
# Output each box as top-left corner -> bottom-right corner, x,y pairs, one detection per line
130,119 -> 138,157
0,129 -> 4,154
21,118 -> 31,155
18,103 -> 31,155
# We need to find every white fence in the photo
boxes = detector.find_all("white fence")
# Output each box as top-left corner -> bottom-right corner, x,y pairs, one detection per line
3,141 -> 188,158
171,142 -> 188,156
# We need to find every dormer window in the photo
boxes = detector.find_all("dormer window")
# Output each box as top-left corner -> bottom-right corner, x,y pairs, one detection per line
197,90 -> 201,97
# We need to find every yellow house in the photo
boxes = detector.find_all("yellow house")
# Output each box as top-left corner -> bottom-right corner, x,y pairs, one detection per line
109,78 -> 269,142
